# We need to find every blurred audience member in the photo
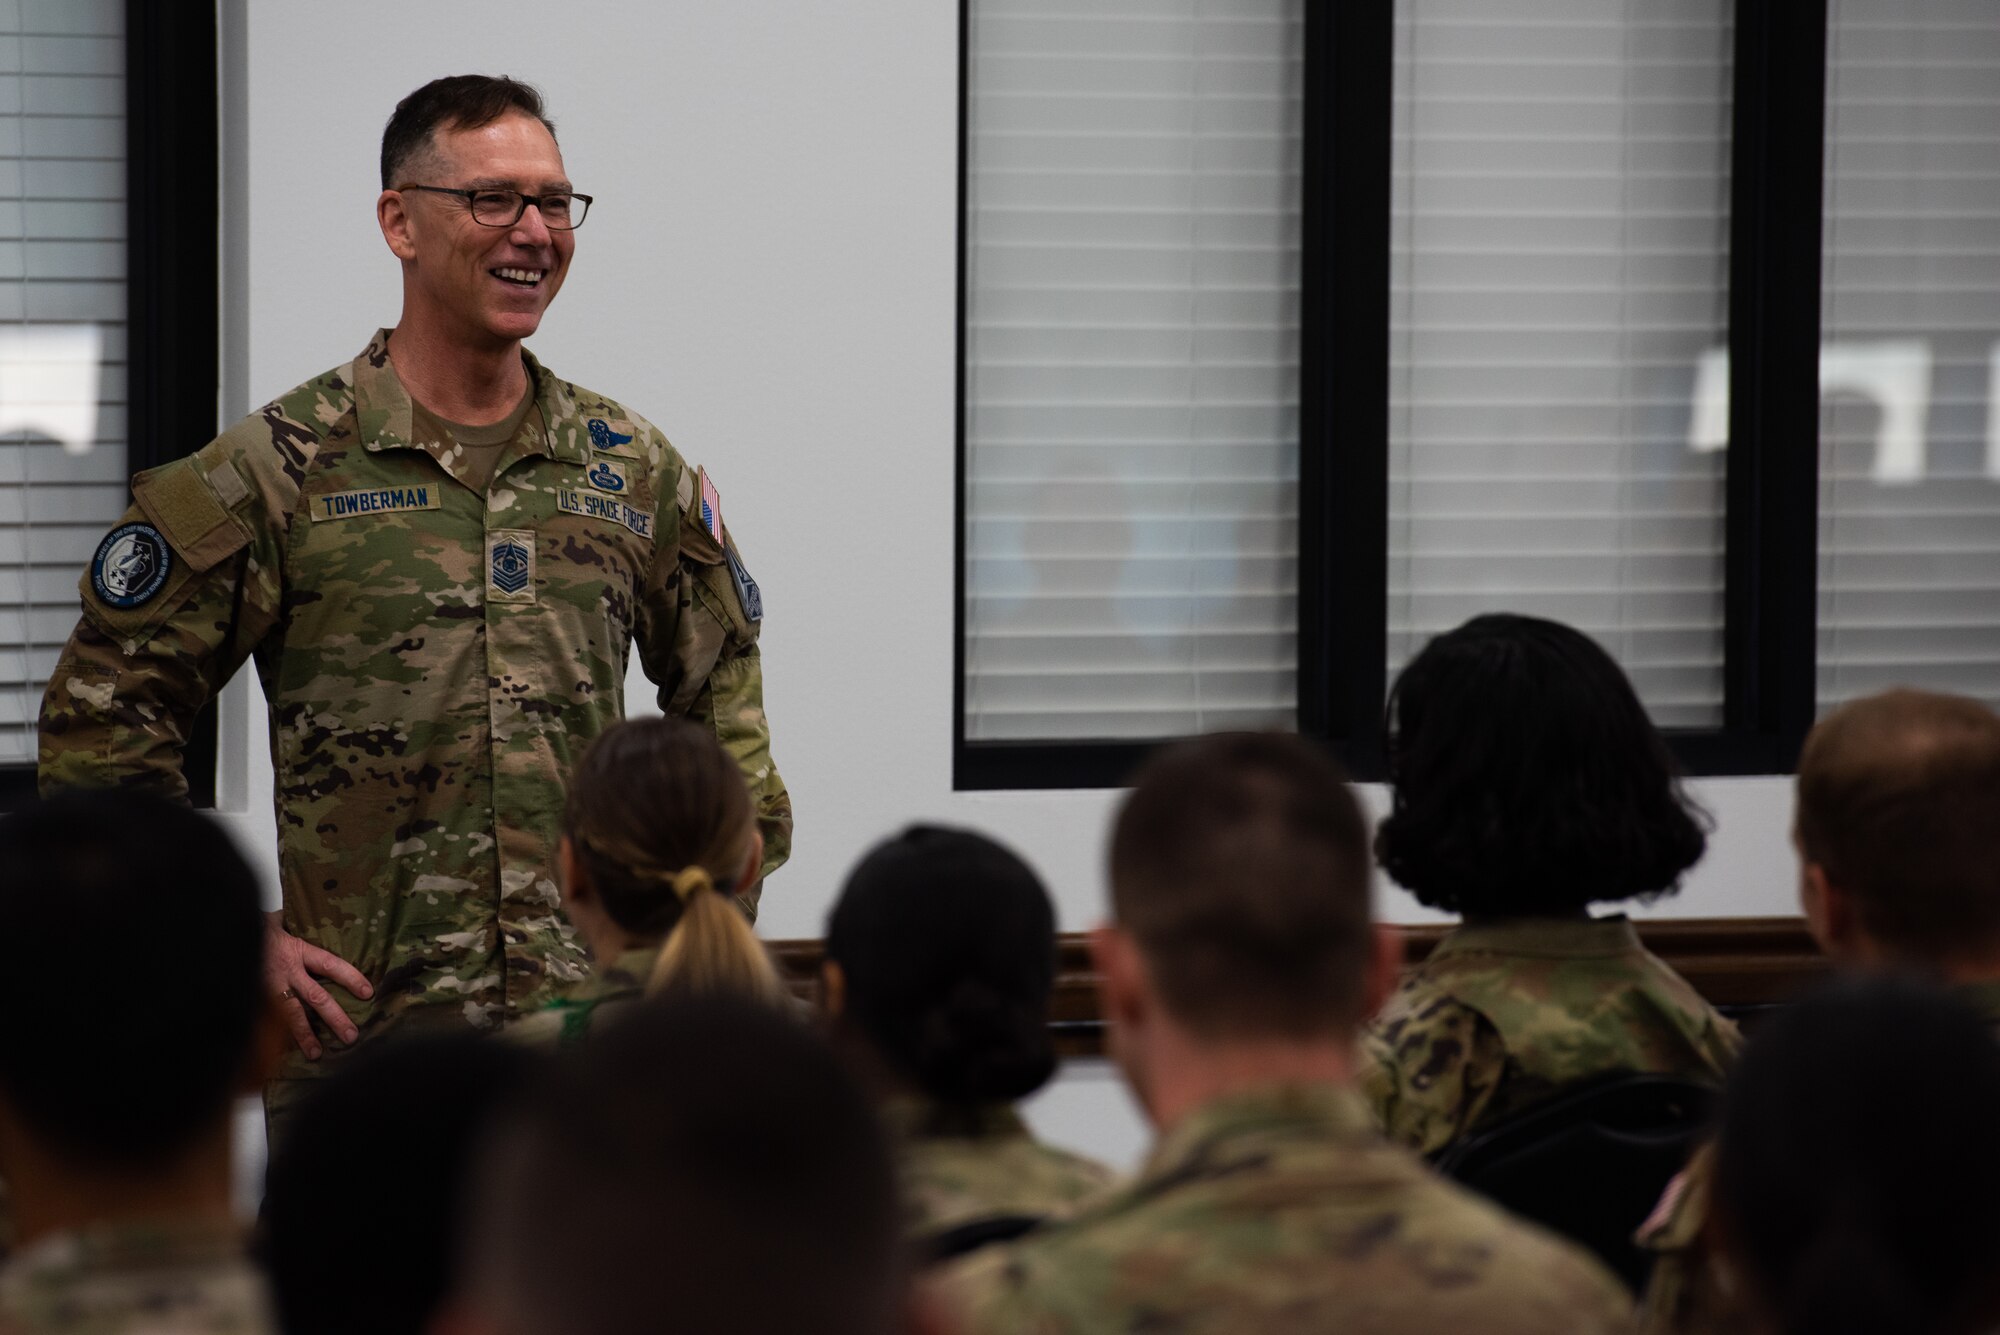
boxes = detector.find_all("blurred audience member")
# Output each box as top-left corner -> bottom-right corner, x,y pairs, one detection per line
945,732 -> 1632,1334
1711,976 -> 2000,1335
437,996 -> 928,1335
260,1033 -> 540,1335
824,825 -> 1114,1256
515,716 -> 786,1045
1364,613 -> 1734,1155
1640,687 -> 2000,1334
0,791 -> 279,1333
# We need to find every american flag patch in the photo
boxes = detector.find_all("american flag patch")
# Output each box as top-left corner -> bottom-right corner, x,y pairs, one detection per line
698,467 -> 724,544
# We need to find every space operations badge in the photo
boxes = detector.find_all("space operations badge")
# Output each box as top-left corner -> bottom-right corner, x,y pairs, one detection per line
92,523 -> 173,608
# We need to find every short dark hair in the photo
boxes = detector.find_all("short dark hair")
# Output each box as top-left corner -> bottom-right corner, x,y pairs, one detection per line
1714,976 -> 2000,1335
1110,731 -> 1374,1038
463,998 -> 903,1335
261,1033 -> 541,1335
1795,689 -> 2000,960
827,825 -> 1058,1108
0,789 -> 263,1169
380,75 -> 556,190
1376,613 -> 1708,915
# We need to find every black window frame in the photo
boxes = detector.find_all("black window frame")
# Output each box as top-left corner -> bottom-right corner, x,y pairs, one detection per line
0,0 -> 222,810
955,0 -> 1828,790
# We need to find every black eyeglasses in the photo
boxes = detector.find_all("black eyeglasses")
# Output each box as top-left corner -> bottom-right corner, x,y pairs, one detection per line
398,185 -> 593,230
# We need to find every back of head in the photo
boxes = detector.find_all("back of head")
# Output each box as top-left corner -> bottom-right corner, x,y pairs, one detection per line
464,997 -> 904,1335
381,74 -> 555,189
1110,731 -> 1373,1039
0,789 -> 262,1171
262,1033 -> 540,1335
1714,976 -> 2000,1335
1795,688 -> 2000,962
1377,612 -> 1708,915
827,825 -> 1058,1108
563,716 -> 784,1004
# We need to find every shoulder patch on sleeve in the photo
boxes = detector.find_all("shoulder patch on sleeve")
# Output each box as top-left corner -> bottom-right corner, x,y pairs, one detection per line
725,547 -> 763,623
90,524 -> 173,608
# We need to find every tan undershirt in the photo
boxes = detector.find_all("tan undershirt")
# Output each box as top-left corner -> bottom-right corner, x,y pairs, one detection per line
431,383 -> 535,494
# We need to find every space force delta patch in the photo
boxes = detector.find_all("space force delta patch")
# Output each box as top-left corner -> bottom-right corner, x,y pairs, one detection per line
309,485 -> 442,522
558,490 -> 653,540
91,523 -> 172,608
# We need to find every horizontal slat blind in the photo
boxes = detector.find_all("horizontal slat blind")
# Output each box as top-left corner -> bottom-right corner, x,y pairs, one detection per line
1387,0 -> 1733,728
0,0 -> 126,764
1817,0 -> 2000,709
962,0 -> 1303,743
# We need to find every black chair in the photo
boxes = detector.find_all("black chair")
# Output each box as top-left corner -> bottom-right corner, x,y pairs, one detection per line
918,1212 -> 1047,1266
1431,1073 -> 1716,1291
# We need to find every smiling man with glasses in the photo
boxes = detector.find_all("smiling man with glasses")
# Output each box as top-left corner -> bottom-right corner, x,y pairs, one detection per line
37,75 -> 789,1143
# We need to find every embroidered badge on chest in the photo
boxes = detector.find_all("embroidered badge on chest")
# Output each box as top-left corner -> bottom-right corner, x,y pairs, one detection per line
586,418 -> 634,451
91,523 -> 173,608
585,457 -> 629,495
487,529 -> 536,603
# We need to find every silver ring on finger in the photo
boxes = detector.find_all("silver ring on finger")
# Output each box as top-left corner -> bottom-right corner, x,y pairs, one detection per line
280,988 -> 295,1000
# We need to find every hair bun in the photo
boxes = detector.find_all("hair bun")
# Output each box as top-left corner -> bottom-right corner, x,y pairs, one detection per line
910,976 -> 1055,1107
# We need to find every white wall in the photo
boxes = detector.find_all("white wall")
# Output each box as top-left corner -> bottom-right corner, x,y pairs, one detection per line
216,0 -> 1801,1171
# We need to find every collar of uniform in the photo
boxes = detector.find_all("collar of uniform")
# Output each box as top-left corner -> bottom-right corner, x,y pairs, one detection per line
350,330 -> 590,468
7,1215 -> 249,1280
1428,914 -> 1644,962
883,1096 -> 1033,1144
1140,1082 -> 1380,1183
577,944 -> 659,999
521,347 -> 589,465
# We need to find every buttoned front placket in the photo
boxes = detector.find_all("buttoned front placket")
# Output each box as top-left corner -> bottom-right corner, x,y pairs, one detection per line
348,335 -> 595,1021
477,381 -> 593,1016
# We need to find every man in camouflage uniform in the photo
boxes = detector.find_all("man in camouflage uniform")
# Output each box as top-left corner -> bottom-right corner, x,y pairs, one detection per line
0,792 -> 278,1335
944,734 -> 1634,1333
35,75 -> 788,1115
1639,688 -> 2000,1335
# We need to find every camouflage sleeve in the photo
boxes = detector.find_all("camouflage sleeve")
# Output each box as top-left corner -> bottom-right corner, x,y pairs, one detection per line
1360,997 -> 1510,1157
38,451 -> 282,798
635,464 -> 792,913
1635,1142 -> 1747,1335
939,1247 -> 1068,1335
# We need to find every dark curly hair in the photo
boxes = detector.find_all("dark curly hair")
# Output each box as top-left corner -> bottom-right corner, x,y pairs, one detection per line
1375,613 -> 1708,915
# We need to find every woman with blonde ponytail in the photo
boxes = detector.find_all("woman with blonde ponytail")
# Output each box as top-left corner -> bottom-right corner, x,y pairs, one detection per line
515,717 -> 787,1046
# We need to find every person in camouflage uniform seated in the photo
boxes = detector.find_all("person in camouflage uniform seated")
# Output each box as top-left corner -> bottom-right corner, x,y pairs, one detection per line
512,716 -> 786,1047
821,825 -> 1115,1254
944,733 -> 1635,1335
0,792 -> 280,1335
34,76 -> 789,1121
1361,614 -> 1738,1158
1639,688 -> 2000,1335
1704,978 -> 2000,1335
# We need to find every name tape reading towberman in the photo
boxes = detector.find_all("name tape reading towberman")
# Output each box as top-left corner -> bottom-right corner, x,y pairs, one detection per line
558,489 -> 654,540
310,485 -> 443,522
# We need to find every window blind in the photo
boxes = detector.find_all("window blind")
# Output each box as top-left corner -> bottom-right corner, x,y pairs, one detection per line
0,0 -> 127,764
962,0 -> 1303,743
1387,0 -> 1734,728
1817,0 -> 2000,709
